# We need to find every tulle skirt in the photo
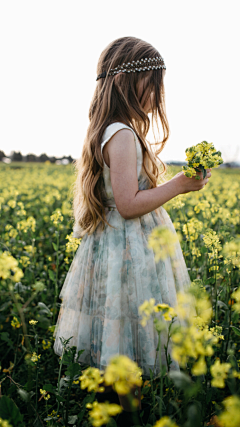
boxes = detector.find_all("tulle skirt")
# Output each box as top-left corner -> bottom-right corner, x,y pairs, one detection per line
53,206 -> 190,380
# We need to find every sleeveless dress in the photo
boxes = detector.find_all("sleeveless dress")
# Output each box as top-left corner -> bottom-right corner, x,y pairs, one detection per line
53,122 -> 190,380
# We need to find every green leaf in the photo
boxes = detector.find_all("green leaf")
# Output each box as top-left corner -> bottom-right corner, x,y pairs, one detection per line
33,417 -> 43,427
65,362 -> 82,378
55,393 -> 66,403
169,371 -> 192,388
68,415 -> 78,424
186,402 -> 202,427
231,326 -> 240,336
48,269 -> 55,281
217,300 -> 228,309
42,384 -> 56,394
0,395 -> 24,427
226,354 -> 239,372
0,332 -> 14,350
106,418 -> 118,427
38,301 -> 52,316
17,388 -> 29,402
52,242 -> 58,251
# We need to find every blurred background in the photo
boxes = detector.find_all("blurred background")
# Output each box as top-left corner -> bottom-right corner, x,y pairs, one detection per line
0,0 -> 239,166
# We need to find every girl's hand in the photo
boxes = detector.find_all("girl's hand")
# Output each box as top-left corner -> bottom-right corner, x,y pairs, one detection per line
172,168 -> 212,194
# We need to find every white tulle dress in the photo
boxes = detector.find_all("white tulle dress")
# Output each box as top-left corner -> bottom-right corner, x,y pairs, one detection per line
53,122 -> 190,380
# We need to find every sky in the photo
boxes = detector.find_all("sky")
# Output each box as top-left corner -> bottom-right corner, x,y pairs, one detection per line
0,0 -> 239,163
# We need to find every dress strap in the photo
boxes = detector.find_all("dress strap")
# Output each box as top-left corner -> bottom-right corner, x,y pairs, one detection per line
101,122 -> 142,170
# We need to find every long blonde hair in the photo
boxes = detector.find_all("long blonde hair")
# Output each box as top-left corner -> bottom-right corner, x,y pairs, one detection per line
72,36 -> 170,237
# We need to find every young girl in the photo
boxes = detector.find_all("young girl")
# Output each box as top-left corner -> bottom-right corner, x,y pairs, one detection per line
53,36 -> 211,413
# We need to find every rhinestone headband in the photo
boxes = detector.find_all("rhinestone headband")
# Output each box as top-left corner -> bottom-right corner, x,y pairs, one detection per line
96,56 -> 166,81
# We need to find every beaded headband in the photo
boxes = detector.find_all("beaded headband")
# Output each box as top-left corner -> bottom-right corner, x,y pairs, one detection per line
96,56 -> 166,81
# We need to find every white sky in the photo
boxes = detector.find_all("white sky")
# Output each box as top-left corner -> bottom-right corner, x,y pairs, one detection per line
0,0 -> 239,162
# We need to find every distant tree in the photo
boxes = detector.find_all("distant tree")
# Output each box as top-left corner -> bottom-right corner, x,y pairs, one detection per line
26,153 -> 37,162
66,155 -> 74,163
49,156 -> 56,164
38,153 -> 49,162
0,150 -> 6,161
11,151 -> 23,161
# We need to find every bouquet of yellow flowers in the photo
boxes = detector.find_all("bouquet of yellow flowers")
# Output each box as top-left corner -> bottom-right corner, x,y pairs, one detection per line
182,141 -> 223,180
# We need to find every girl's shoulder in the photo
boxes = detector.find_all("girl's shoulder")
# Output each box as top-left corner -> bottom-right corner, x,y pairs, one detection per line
101,122 -> 138,148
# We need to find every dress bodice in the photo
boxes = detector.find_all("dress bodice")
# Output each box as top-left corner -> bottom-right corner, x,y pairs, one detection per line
100,122 -> 151,208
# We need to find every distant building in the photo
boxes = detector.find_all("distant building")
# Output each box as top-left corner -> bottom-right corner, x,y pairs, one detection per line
2,157 -> 11,163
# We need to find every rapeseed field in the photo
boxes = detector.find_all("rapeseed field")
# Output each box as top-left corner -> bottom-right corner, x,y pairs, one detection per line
0,162 -> 240,427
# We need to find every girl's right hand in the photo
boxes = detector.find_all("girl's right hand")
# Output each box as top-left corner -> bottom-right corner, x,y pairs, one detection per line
172,168 -> 212,194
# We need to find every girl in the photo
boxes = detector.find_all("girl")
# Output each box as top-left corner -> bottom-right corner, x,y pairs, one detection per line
53,36 -> 211,413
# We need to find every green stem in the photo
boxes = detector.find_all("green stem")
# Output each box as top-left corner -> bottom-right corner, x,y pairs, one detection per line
225,269 -> 232,356
158,332 -> 163,419
165,321 -> 173,372
214,253 -> 218,325
53,224 -> 60,325
35,334 -> 39,411
153,332 -> 160,375
12,330 -> 20,380
65,377 -> 73,426
56,344 -> 66,417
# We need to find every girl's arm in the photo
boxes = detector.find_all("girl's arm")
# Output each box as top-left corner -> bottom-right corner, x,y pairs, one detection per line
106,129 -> 211,220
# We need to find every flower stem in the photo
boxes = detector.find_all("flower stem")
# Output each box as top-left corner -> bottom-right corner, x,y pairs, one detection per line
35,334 -> 39,411
53,225 -> 60,325
158,332 -> 163,418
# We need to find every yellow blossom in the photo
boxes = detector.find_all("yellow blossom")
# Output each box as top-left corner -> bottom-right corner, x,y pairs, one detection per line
218,395 -> 240,427
88,401 -> 122,427
11,316 -> 21,329
210,359 -> 231,388
29,319 -> 38,325
50,209 -> 64,225
104,355 -> 142,395
79,367 -> 105,393
154,416 -> 179,427
42,339 -> 51,350
148,226 -> 180,262
31,352 -> 41,363
0,417 -> 13,427
40,389 -> 50,400
0,251 -> 24,282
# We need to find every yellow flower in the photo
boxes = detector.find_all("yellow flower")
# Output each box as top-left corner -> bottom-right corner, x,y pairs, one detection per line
210,359 -> 231,388
42,339 -> 51,350
79,367 -> 105,393
203,229 -> 221,250
11,316 -> 21,329
48,409 -> 59,418
31,352 -> 41,363
65,232 -> 82,253
88,401 -> 122,427
2,361 -> 14,374
7,199 -> 17,209
0,417 -> 13,427
154,303 -> 177,321
40,389 -> 50,400
104,355 -> 142,396
138,298 -> 156,326
148,226 -> 180,261
154,416 -> 179,427
50,209 -> 64,225
218,395 -> 240,427
191,356 -> 207,376
0,251 -> 24,282
29,319 -> 38,325
231,287 -> 240,313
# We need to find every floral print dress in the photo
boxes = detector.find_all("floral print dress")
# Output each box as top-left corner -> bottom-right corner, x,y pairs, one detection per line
53,122 -> 190,380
